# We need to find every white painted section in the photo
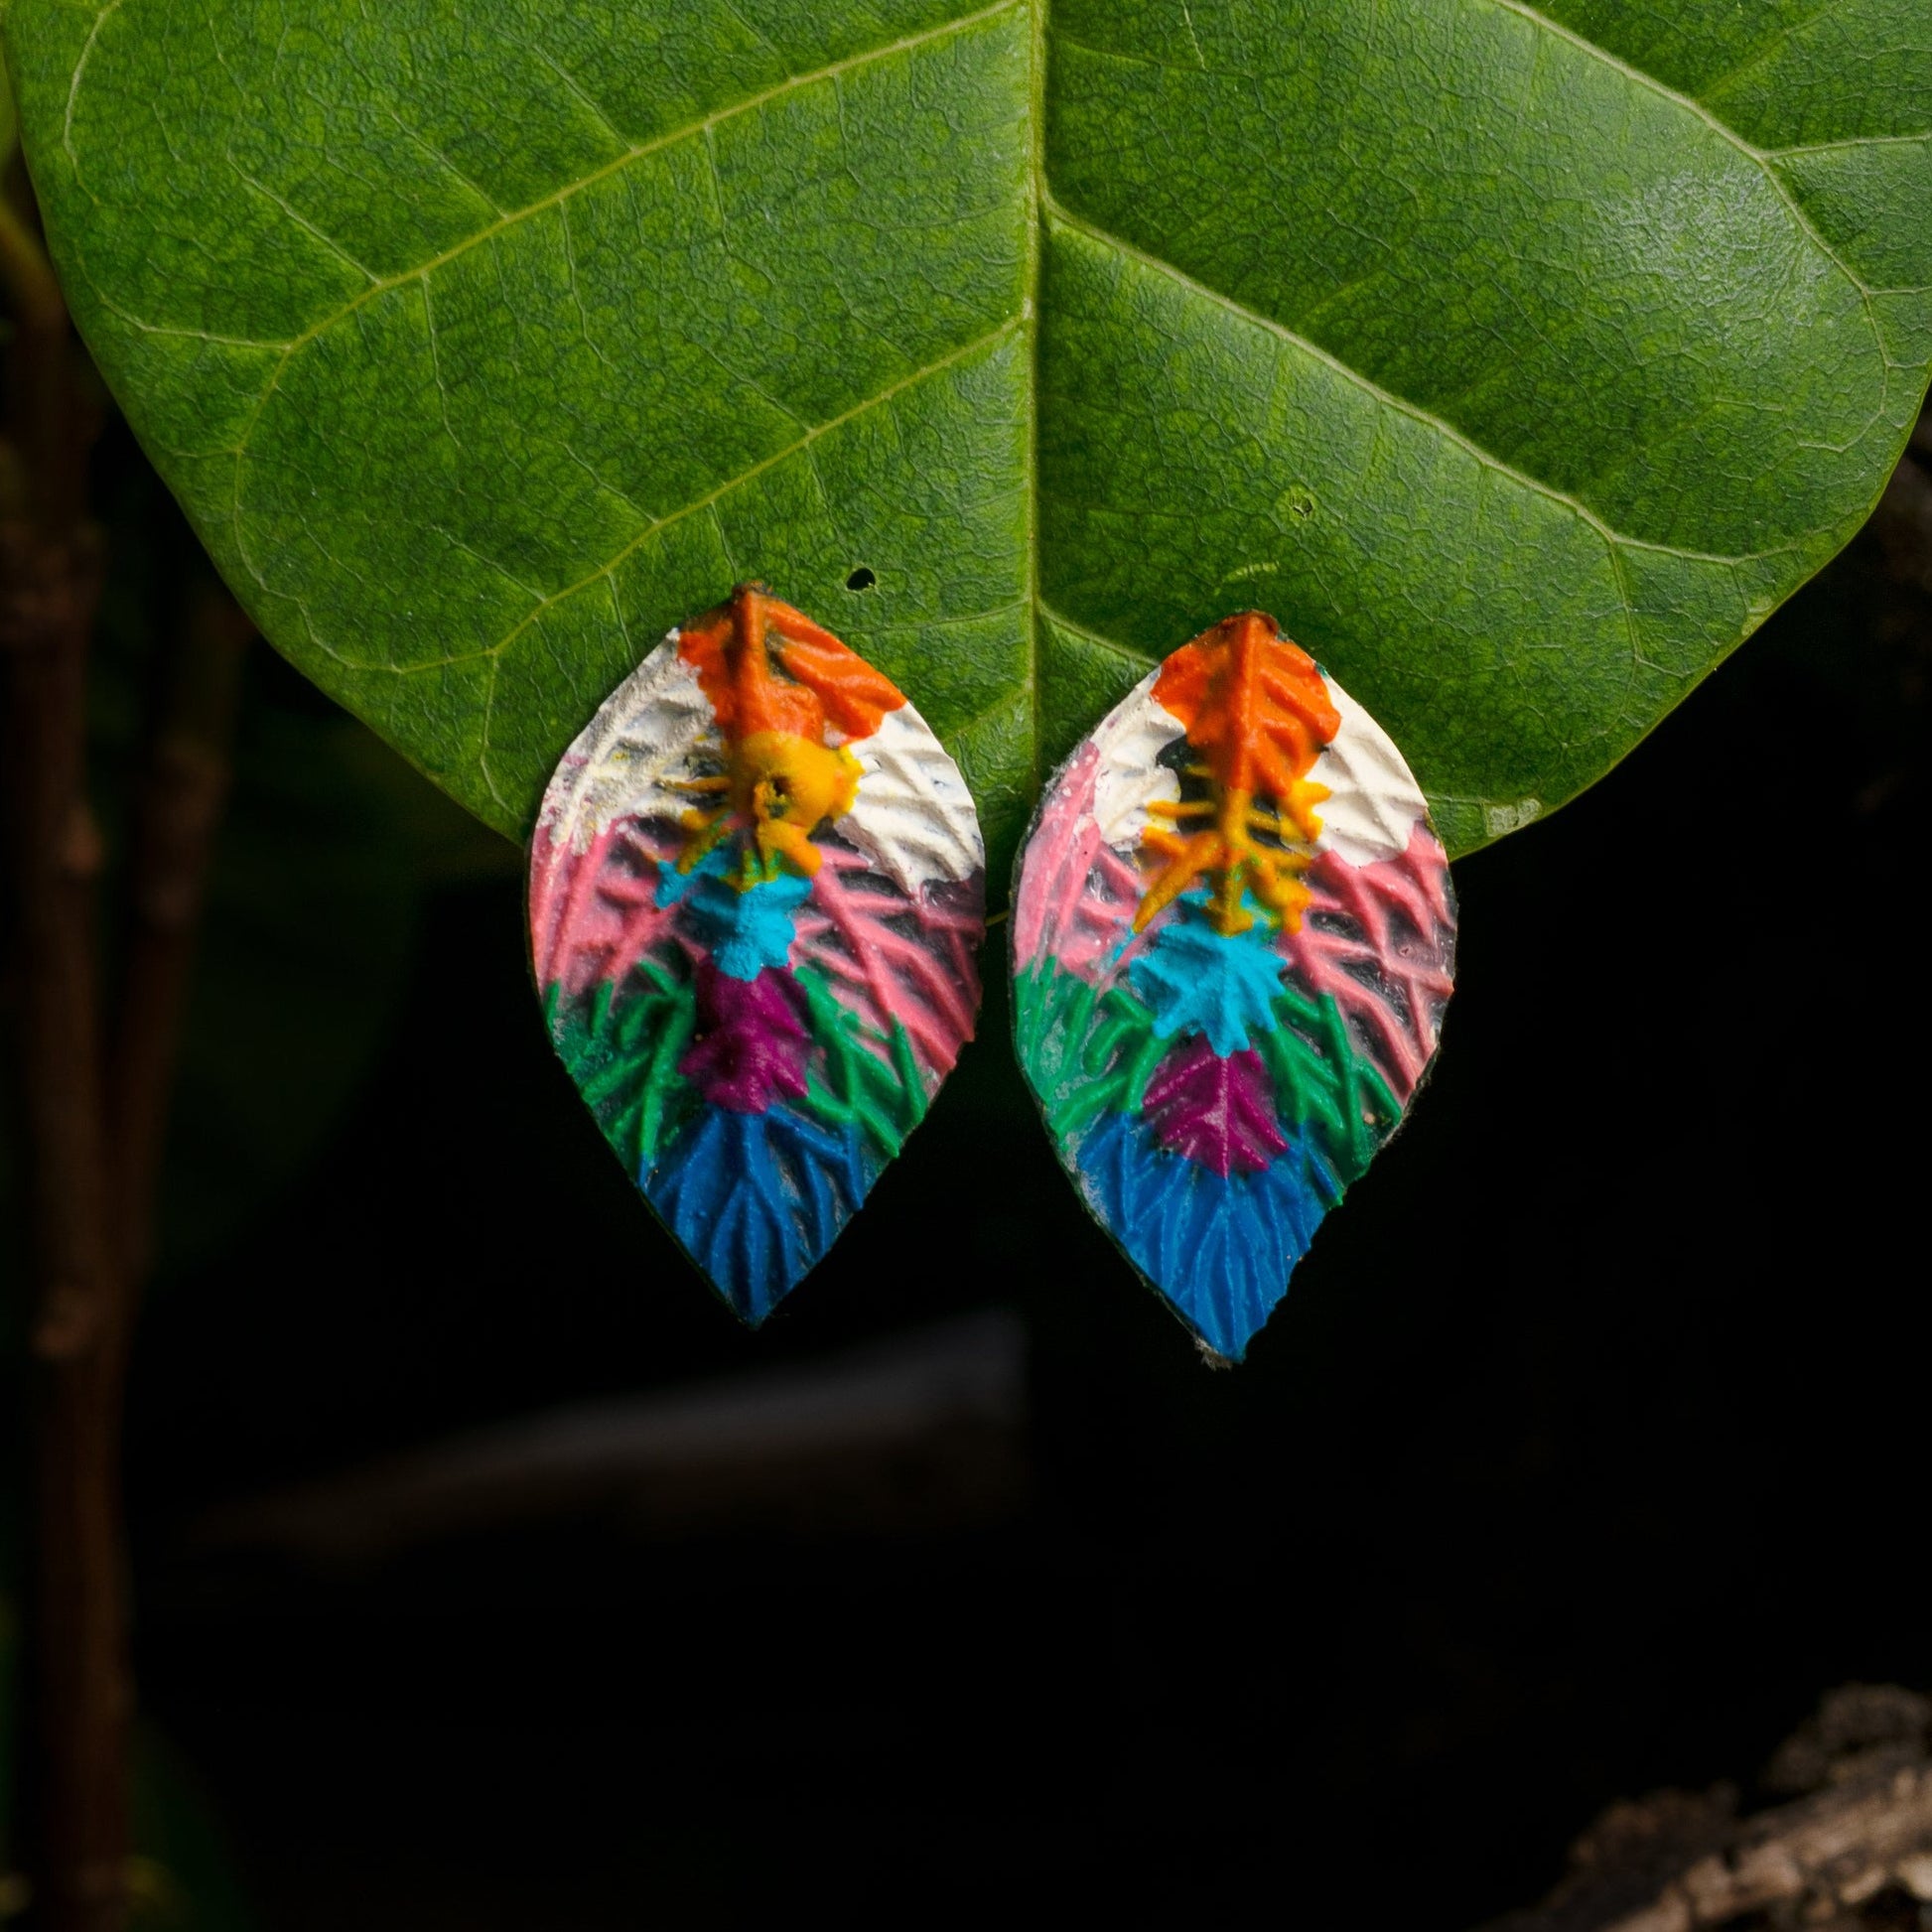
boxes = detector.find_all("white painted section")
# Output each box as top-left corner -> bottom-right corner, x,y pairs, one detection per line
1310,675 -> 1429,867
536,630 -> 722,852
836,700 -> 983,895
1087,671 -> 1184,849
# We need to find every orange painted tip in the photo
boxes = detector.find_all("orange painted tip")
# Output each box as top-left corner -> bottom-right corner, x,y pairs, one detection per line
1152,610 -> 1340,814
1134,611 -> 1342,936
676,583 -> 905,746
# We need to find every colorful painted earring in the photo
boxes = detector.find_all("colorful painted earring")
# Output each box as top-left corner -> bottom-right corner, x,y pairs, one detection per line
528,585 -> 986,1323
1012,611 -> 1456,1364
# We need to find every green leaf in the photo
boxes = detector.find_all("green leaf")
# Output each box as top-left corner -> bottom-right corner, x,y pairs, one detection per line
5,1 -> 1928,864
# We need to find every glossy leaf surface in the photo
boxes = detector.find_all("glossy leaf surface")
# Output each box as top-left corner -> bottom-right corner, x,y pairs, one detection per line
6,0 -> 1929,866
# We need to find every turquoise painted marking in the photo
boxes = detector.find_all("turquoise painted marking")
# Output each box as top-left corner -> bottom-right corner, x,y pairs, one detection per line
1127,894 -> 1287,1055
652,839 -> 732,906
683,867 -> 813,980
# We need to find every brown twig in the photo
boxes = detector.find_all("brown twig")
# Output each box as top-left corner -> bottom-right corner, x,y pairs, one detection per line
110,579 -> 251,1288
0,162 -> 128,1931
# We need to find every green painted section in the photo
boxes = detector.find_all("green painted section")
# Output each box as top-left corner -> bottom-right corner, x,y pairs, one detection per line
1257,979 -> 1403,1186
1015,953 -> 1403,1184
792,963 -> 930,1161
546,966 -> 700,1176
1013,957 -> 1167,1144
546,956 -> 929,1174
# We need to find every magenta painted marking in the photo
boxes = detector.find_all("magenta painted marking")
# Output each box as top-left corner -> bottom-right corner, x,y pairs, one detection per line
678,961 -> 810,1114
1143,1036 -> 1289,1176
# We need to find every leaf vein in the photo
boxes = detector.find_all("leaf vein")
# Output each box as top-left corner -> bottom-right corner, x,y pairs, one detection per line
1042,198 -> 1798,571
213,0 -> 1021,384
1487,0 -> 1891,365
1036,599 -> 1153,667
460,319 -> 1023,680
62,0 -> 125,180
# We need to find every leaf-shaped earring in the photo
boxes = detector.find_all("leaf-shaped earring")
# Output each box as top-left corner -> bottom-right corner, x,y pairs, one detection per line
1013,611 -> 1456,1364
529,585 -> 986,1323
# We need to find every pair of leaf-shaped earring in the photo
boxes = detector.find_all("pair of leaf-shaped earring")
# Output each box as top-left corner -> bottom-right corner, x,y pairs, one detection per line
528,585 -> 1456,1364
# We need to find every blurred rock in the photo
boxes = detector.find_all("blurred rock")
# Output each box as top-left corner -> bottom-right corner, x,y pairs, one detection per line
1485,1688 -> 1932,1932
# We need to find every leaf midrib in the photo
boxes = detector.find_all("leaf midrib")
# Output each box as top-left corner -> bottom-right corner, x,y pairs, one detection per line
1024,0 -> 1047,793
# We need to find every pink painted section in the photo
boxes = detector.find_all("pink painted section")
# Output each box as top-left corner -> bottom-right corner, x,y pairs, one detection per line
789,843 -> 984,1088
528,816 -> 686,998
526,805 -> 583,980
1013,744 -> 1098,964
1013,743 -> 1145,983
1277,820 -> 1456,1102
1016,732 -> 1454,1106
532,808 -> 984,1090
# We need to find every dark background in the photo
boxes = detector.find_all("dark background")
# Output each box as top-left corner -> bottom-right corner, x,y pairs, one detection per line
16,412 -> 1932,1926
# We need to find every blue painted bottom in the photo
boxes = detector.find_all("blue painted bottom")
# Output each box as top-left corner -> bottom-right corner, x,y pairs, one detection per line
647,1105 -> 877,1324
1075,1110 -> 1339,1360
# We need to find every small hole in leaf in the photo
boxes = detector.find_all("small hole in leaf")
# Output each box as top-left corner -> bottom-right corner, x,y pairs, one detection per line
845,566 -> 877,592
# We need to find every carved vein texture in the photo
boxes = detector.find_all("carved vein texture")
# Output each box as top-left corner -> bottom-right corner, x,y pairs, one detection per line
1013,612 -> 1455,1361
530,587 -> 985,1320
8,0 -> 1929,878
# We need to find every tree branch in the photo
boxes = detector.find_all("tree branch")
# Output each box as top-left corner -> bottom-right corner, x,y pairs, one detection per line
0,158 -> 128,1932
109,579 -> 250,1287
